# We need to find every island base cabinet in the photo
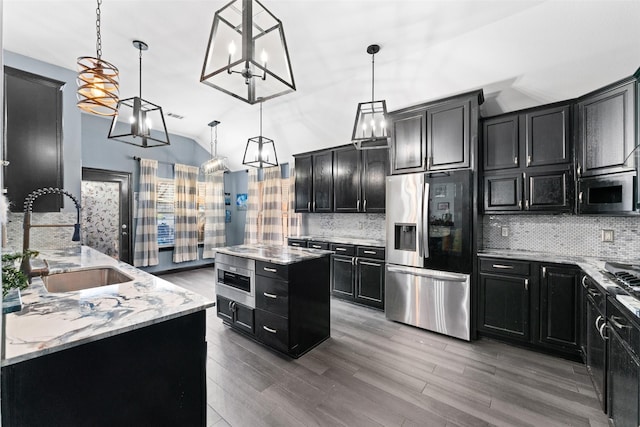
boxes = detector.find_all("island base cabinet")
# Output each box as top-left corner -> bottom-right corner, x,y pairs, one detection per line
217,295 -> 254,335
255,309 -> 289,354
2,311 -> 207,427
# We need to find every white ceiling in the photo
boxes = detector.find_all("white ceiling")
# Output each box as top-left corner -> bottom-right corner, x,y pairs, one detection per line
4,0 -> 640,171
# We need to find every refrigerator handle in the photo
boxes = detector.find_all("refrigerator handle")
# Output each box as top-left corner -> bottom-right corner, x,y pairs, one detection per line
421,182 -> 429,259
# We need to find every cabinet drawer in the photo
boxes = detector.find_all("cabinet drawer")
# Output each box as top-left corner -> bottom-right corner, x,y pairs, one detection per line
255,309 -> 289,354
288,238 -> 307,248
356,246 -> 385,260
255,276 -> 289,318
330,243 -> 355,256
308,241 -> 330,250
608,298 -> 640,359
256,261 -> 288,281
480,258 -> 530,276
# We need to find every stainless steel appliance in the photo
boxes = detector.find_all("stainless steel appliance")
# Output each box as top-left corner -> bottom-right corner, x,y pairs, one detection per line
215,253 -> 256,308
385,171 -> 473,341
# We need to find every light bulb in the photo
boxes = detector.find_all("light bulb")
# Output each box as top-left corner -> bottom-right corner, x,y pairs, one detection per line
260,49 -> 268,65
228,40 -> 236,57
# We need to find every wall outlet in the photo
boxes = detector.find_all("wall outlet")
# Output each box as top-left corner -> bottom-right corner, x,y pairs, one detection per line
602,229 -> 614,242
501,226 -> 509,237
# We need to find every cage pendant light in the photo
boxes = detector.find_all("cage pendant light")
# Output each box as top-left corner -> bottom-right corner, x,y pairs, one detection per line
352,44 -> 389,150
200,0 -> 296,104
108,40 -> 170,148
77,0 -> 120,116
243,100 -> 278,168
201,120 -> 229,174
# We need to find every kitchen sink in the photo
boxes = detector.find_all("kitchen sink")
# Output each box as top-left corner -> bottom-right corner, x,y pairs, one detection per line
42,267 -> 134,293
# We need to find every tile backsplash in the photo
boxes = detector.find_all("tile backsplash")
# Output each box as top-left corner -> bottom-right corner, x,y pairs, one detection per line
482,214 -> 640,260
301,213 -> 385,241
5,212 -> 81,251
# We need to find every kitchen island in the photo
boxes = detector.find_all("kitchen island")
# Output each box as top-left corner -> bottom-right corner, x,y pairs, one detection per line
214,244 -> 331,358
2,246 -> 214,426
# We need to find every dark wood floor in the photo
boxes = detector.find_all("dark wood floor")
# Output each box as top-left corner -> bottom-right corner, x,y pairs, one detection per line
160,268 -> 609,427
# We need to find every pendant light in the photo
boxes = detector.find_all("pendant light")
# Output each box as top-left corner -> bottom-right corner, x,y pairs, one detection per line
108,40 -> 170,148
201,120 -> 229,174
76,0 -> 119,116
243,100 -> 278,168
200,0 -> 296,104
351,44 -> 389,150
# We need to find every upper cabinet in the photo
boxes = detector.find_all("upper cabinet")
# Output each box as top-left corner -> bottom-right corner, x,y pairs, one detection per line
389,90 -> 483,175
294,151 -> 333,213
481,102 -> 574,214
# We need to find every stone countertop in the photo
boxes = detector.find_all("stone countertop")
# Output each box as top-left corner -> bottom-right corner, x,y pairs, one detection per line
288,235 -> 385,248
479,249 -> 640,318
215,244 -> 332,265
2,246 -> 215,367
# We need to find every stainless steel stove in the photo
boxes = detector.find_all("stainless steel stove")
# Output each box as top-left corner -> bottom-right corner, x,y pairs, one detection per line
604,262 -> 640,298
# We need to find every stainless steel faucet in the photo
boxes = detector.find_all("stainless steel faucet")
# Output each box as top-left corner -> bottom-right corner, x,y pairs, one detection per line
20,187 -> 82,282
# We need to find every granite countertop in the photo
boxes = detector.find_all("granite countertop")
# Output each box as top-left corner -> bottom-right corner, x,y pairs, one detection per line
289,235 -> 385,248
479,249 -> 640,318
2,246 -> 215,367
215,244 -> 332,265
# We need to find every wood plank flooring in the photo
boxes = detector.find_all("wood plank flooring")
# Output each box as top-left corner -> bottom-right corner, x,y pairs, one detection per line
160,268 -> 609,427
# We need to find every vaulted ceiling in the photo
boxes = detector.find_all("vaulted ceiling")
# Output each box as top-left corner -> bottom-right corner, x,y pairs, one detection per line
5,0 -> 640,170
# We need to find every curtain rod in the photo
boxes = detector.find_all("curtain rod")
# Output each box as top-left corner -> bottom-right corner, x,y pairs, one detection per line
132,156 -> 232,173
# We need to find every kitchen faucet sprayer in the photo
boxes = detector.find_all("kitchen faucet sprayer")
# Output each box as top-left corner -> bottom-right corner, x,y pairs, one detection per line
21,188 -> 82,281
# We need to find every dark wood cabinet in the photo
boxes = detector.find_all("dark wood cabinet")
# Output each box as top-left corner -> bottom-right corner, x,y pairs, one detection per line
576,79 -> 636,178
331,254 -> 355,298
333,145 -> 388,213
294,152 -> 333,213
478,272 -> 530,341
355,256 -> 384,309
217,295 -> 254,335
538,264 -> 580,353
481,102 -> 573,214
330,243 -> 385,310
390,90 -> 482,175
287,238 -> 307,248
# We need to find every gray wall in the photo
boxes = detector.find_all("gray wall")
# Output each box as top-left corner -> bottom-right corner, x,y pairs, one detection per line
224,170 -> 248,246
482,214 -> 640,260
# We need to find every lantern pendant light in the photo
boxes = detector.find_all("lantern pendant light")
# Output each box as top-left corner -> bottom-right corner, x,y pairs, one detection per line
76,0 -> 120,116
201,120 -> 229,174
351,44 -> 389,150
242,100 -> 278,168
108,40 -> 170,148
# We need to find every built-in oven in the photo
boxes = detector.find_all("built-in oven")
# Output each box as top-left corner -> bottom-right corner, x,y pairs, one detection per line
215,253 -> 256,308
578,171 -> 635,214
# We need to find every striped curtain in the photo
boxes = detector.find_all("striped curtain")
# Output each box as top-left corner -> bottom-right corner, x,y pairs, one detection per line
133,159 -> 159,267
202,170 -> 226,258
173,164 -> 199,263
288,167 -> 302,237
260,166 -> 284,245
244,169 -> 259,244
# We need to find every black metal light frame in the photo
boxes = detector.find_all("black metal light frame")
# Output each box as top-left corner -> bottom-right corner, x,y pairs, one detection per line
242,101 -> 278,168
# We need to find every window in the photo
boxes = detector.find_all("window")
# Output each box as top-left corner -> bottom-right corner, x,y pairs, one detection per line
156,178 -> 206,247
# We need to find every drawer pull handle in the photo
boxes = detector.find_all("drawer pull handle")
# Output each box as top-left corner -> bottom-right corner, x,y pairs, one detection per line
595,315 -> 604,329
610,316 -> 630,329
581,275 -> 588,289
335,247 -> 347,252
263,326 -> 277,334
263,292 -> 277,299
291,243 -> 300,246
263,267 -> 277,273
524,278 -> 529,291
311,245 -> 322,249
363,250 -> 377,255
492,264 -> 514,269
598,323 -> 609,340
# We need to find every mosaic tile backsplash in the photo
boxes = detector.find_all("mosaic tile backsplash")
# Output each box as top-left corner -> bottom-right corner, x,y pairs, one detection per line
301,213 -> 386,242
5,212 -> 81,251
482,215 -> 640,260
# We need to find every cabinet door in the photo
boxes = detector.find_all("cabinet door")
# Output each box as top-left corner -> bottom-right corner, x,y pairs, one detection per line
333,146 -> 360,213
331,255 -> 354,299
427,98 -> 470,170
294,155 -> 312,212
586,299 -> 606,409
233,302 -> 255,335
608,329 -> 640,427
216,295 -> 234,323
390,111 -> 426,174
361,149 -> 388,213
577,81 -> 636,177
313,151 -> 333,212
483,173 -> 523,212
255,309 -> 289,354
525,168 -> 573,213
524,104 -> 571,168
478,273 -> 530,341
539,265 -> 579,350
483,115 -> 519,171
355,258 -> 384,309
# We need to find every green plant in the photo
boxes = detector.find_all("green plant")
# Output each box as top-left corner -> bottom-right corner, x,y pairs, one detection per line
2,250 -> 39,297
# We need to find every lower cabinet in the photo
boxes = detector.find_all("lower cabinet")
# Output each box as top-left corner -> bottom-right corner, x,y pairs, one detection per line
478,257 -> 580,357
330,244 -> 385,310
216,295 -> 254,335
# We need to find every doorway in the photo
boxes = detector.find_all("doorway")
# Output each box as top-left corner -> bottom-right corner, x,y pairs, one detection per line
81,168 -> 132,264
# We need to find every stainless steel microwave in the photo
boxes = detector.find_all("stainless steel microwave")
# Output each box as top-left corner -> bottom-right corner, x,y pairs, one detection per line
578,172 -> 636,214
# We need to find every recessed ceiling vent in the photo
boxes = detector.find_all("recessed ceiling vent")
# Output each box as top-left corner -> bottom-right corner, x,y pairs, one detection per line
167,112 -> 184,119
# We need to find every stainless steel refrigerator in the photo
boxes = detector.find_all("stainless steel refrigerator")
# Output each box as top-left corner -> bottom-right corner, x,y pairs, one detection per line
385,170 -> 473,341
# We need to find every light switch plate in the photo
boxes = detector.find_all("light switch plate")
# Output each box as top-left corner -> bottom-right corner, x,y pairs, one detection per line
602,229 -> 614,242
501,226 -> 509,237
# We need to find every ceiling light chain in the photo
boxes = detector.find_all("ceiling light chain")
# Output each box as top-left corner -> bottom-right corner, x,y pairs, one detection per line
95,0 -> 102,59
